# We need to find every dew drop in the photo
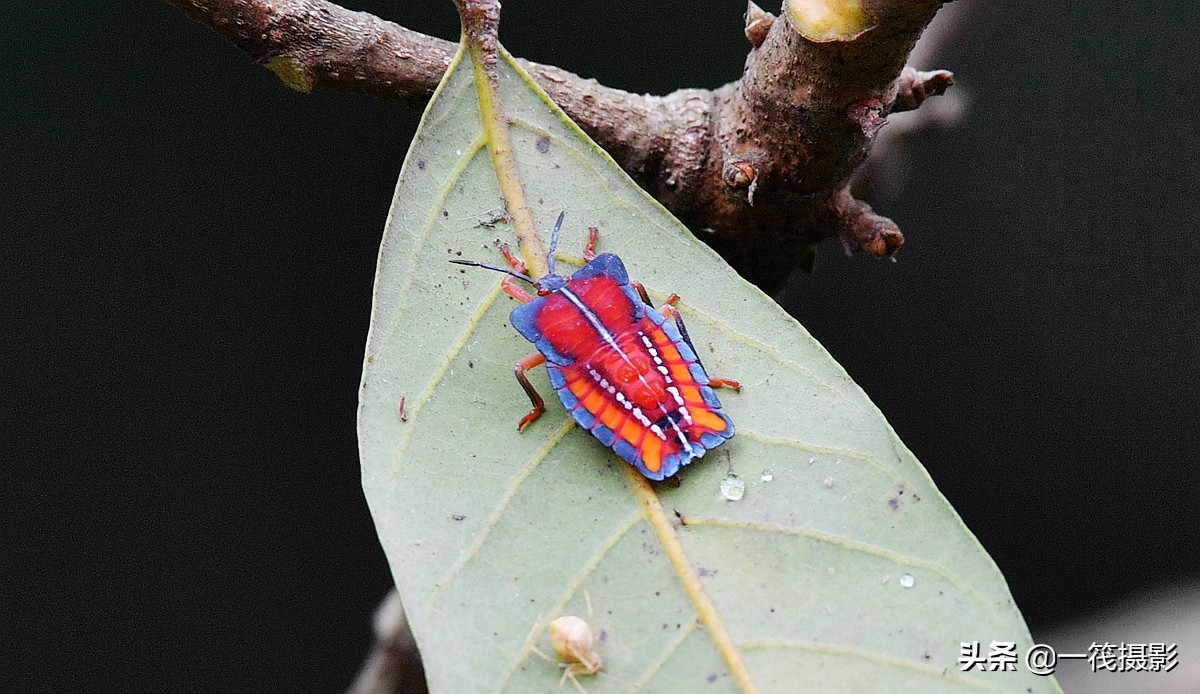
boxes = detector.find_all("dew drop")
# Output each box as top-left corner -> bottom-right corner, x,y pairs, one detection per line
760,470 -> 774,482
455,149 -> 463,156
823,477 -> 835,488
899,573 -> 915,588
719,474 -> 745,501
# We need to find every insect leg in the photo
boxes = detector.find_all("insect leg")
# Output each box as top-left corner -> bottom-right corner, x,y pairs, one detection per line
705,376 -> 742,391
501,276 -> 534,303
632,281 -> 654,307
634,282 -> 697,357
515,352 -> 548,430
498,244 -> 535,303
582,226 -> 599,262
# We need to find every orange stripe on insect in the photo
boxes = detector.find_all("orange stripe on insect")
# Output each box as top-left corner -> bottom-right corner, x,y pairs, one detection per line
616,417 -> 647,449
579,389 -> 607,417
656,341 -> 683,363
669,362 -> 694,384
639,434 -> 664,472
691,408 -> 728,432
596,401 -> 626,433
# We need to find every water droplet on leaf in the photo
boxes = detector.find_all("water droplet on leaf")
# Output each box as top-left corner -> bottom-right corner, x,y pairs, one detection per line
719,475 -> 745,501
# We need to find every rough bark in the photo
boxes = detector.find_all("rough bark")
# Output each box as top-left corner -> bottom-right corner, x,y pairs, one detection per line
165,0 -> 954,292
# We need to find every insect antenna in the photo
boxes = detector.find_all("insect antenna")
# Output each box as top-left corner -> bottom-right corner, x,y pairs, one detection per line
448,259 -> 535,285
547,211 -> 566,277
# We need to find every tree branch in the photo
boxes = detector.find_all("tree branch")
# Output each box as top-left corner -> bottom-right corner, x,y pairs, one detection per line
345,591 -> 424,694
165,0 -> 953,292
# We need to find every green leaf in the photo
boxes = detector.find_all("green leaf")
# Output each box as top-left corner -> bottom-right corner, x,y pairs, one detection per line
358,42 -> 1059,694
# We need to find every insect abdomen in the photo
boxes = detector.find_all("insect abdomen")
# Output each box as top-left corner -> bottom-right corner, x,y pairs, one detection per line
547,310 -> 733,480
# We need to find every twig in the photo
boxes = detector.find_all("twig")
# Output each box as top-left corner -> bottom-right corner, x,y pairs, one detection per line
345,591 -> 425,694
165,0 -> 955,292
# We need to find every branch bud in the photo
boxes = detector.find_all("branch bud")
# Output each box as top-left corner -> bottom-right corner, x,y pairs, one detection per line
744,1 -> 775,48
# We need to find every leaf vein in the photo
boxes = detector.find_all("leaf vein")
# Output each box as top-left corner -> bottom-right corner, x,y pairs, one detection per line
682,516 -> 1007,625
492,509 -> 644,692
424,418 -> 577,620
378,134 -> 488,349
627,617 -> 701,692
738,639 -> 1009,693
735,428 -> 903,482
384,279 -> 504,527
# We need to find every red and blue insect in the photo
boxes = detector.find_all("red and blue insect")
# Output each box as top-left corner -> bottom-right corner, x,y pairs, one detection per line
452,213 -> 739,480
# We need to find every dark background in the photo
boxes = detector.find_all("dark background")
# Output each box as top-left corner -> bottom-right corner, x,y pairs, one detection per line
5,1 -> 1196,691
